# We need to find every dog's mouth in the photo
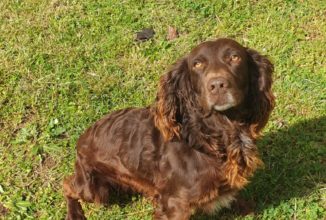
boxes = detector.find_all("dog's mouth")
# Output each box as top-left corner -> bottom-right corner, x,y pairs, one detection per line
213,102 -> 236,111
209,93 -> 238,112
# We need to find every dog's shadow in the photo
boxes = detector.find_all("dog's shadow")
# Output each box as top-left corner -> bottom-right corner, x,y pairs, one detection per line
193,116 -> 326,219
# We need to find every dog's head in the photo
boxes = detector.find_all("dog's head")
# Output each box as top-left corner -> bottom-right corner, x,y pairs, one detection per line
153,38 -> 275,140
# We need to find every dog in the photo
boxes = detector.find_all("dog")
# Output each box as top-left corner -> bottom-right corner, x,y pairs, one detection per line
63,38 -> 275,220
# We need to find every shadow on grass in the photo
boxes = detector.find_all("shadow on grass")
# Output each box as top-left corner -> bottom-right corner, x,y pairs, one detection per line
106,188 -> 141,208
193,116 -> 326,219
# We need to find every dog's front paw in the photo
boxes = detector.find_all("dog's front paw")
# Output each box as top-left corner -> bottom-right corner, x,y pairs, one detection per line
66,210 -> 86,220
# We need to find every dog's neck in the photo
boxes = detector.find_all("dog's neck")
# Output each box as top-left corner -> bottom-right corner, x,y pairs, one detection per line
179,110 -> 262,189
180,110 -> 256,156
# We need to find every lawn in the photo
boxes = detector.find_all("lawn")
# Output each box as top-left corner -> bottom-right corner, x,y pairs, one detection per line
0,0 -> 325,219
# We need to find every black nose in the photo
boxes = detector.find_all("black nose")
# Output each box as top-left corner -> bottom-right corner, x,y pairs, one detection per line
207,77 -> 230,94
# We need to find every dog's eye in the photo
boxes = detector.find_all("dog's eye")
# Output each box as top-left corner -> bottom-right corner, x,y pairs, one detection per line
230,54 -> 240,62
193,61 -> 203,69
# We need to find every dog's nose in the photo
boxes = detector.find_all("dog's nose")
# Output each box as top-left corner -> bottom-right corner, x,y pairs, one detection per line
207,77 -> 230,94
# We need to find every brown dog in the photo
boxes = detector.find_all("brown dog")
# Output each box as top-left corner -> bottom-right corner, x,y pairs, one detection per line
63,38 -> 275,220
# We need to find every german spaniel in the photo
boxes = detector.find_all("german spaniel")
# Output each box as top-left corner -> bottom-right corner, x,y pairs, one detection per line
63,38 -> 275,220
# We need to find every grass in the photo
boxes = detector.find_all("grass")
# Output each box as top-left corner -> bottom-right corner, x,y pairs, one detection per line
0,0 -> 325,219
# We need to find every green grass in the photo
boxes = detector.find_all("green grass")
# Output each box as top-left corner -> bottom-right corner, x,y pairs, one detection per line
0,0 -> 325,219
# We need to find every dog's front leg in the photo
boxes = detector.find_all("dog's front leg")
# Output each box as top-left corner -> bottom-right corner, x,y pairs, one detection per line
153,195 -> 191,220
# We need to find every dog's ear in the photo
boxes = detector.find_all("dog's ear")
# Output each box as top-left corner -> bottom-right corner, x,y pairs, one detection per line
246,49 -> 275,135
152,58 -> 189,141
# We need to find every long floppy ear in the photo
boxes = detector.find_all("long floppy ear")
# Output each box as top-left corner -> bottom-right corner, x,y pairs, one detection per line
152,58 -> 189,141
246,49 -> 275,135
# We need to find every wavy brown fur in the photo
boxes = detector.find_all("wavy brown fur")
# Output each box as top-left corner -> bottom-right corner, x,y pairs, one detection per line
246,48 -> 275,137
64,38 -> 274,220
